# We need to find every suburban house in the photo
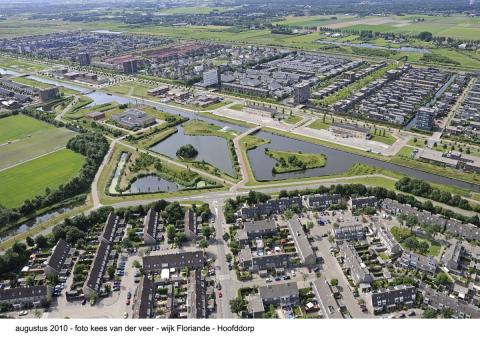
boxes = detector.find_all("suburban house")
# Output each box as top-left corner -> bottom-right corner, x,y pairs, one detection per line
340,243 -> 374,285
132,276 -> 155,319
44,238 -> 72,277
287,218 -> 316,266
369,285 -> 416,314
143,208 -> 160,246
142,251 -> 205,273
0,286 -> 52,308
259,282 -> 299,307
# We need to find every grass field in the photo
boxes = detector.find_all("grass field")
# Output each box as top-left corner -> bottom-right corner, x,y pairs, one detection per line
0,149 -> 84,208
284,115 -> 302,125
307,119 -> 331,130
0,114 -> 54,144
0,128 -> 75,170
0,54 -> 46,72
12,76 -> 52,89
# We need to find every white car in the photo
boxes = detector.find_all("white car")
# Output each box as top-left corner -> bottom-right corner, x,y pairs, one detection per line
265,277 -> 272,283
123,312 -> 128,319
18,311 -> 28,316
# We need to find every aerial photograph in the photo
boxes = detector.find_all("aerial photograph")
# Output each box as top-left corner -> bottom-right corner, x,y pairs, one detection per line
0,0 -> 480,331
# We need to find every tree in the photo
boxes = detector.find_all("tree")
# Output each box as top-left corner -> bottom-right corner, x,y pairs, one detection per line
230,297 -> 246,314
107,266 -> 115,279
225,253 -> 233,263
434,272 -> 451,285
422,308 -> 438,319
417,241 -> 429,254
330,278 -> 339,286
199,239 -> 209,249
264,304 -> 277,318
35,234 -> 48,249
418,31 -> 433,41
26,237 -> 35,247
222,232 -> 230,242
166,225 -> 176,242
176,144 -> 198,159
201,225 -> 213,239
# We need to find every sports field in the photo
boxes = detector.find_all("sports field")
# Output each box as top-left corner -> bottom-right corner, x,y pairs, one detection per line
0,148 -> 85,208
0,114 -> 54,144
0,128 -> 75,170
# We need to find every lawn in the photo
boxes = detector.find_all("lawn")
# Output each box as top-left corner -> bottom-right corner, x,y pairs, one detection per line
370,130 -> 396,145
0,127 -> 76,170
240,135 -> 269,150
307,119 -> 331,130
265,149 -> 326,173
284,115 -> 302,125
0,149 -> 85,208
0,114 -> 54,144
0,55 -> 46,72
12,76 -> 52,89
229,103 -> 244,111
182,119 -> 234,140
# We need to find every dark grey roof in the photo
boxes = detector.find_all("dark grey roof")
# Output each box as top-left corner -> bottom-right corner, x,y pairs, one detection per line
84,240 -> 111,292
133,276 -> 154,319
143,251 -> 204,271
311,279 -> 343,319
287,218 -> 315,263
259,282 -> 299,301
102,213 -> 119,244
0,285 -> 49,302
144,208 -> 158,239
244,220 -> 276,234
46,239 -> 71,274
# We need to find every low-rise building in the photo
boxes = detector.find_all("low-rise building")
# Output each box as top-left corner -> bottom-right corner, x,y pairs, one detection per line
246,294 -> 265,318
143,208 -> 160,246
132,276 -> 155,319
310,279 -> 343,319
259,282 -> 299,307
0,286 -> 51,308
422,286 -> 480,318
303,194 -> 341,210
340,243 -> 374,285
349,196 -> 378,209
111,108 -> 156,130
142,251 -> 205,273
44,239 -> 71,277
184,208 -> 198,240
399,252 -> 438,275
373,224 -> 402,256
83,239 -> 111,296
287,218 -> 316,266
243,220 -> 277,240
334,225 -> 365,243
370,285 -> 416,314
443,241 -> 464,272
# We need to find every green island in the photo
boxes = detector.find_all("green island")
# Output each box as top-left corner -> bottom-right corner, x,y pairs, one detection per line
265,149 -> 327,174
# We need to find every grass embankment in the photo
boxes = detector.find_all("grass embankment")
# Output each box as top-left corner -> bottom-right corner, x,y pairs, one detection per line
12,76 -> 52,89
0,149 -> 85,208
265,149 -> 327,174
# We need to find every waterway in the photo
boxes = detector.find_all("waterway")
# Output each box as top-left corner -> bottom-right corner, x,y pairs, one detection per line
26,73 -> 480,192
320,41 -> 431,54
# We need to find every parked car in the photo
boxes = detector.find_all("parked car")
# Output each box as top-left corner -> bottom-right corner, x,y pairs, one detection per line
218,292 -> 223,298
127,292 -> 132,299
123,312 -> 128,319
126,299 -> 130,305
18,311 -> 28,316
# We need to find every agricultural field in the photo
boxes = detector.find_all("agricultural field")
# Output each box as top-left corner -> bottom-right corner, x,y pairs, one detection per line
0,148 -> 84,208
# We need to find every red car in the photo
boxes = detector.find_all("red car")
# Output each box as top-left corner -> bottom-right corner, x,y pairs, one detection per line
126,299 -> 130,305
218,292 -> 223,298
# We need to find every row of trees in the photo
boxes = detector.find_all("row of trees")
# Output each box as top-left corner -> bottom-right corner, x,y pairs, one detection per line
18,132 -> 109,217
395,177 -> 480,213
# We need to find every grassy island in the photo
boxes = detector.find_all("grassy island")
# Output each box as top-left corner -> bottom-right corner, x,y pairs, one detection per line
265,149 -> 327,174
